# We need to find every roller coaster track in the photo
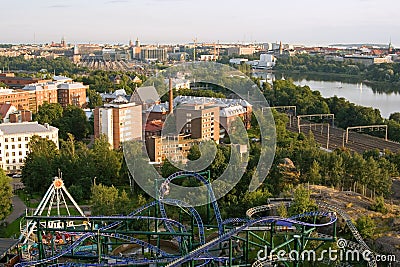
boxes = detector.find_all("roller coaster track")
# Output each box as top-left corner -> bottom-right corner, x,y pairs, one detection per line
17,172 -> 219,266
247,200 -> 378,267
159,171 -> 224,236
317,201 -> 377,267
166,211 -> 337,267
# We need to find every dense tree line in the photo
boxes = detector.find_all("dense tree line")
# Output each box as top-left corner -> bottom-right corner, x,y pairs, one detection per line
275,54 -> 400,87
75,70 -> 145,95
34,103 -> 90,140
0,56 -> 84,74
21,135 -> 125,200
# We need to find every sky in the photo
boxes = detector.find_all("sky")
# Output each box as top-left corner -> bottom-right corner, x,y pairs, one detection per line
1,0 -> 399,46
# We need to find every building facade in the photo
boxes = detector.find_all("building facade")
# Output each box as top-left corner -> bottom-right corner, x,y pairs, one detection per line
175,103 -> 220,142
94,97 -> 143,149
22,83 -> 58,111
57,82 -> 87,108
0,122 -> 59,173
146,134 -> 197,163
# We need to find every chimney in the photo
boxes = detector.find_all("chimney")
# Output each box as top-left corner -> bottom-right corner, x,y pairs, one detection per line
169,78 -> 173,114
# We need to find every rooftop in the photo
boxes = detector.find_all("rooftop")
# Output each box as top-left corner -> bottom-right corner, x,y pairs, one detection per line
0,122 -> 58,135
0,238 -> 19,260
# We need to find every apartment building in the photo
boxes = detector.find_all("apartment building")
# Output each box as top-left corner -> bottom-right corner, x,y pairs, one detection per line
57,82 -> 87,108
22,82 -> 58,111
0,89 -> 30,110
175,103 -> 220,142
94,96 -> 142,149
146,134 -> 197,163
0,122 -> 59,173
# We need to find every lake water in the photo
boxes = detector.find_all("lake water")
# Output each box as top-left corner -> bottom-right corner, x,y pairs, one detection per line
252,71 -> 400,118
293,79 -> 400,118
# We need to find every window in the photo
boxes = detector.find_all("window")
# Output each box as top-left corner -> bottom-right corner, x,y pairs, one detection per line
18,137 -> 21,141
25,137 -> 29,141
18,144 -> 21,148
12,152 -> 15,156
5,138 -> 8,142
26,144 -> 28,148
12,145 -> 15,149
19,151 -> 22,156
5,145 -> 8,149
11,138 -> 14,142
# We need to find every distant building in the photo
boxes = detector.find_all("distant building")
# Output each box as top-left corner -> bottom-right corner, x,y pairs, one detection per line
0,72 -> 50,89
229,58 -> 248,65
145,102 -> 169,122
1,76 -> 88,112
140,47 -> 167,62
200,55 -> 218,61
94,96 -> 142,149
343,55 -> 392,66
101,89 -> 128,103
144,119 -> 163,139
0,122 -> 59,173
168,52 -> 188,62
164,78 -> 190,90
258,54 -> 276,69
227,46 -> 256,56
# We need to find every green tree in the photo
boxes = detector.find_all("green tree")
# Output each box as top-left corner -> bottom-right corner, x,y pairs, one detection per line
35,102 -> 63,124
21,136 -> 58,194
356,216 -> 376,239
389,112 -> 400,123
91,136 -> 122,185
369,196 -> 387,214
289,185 -> 317,215
87,88 -> 103,109
277,202 -> 288,218
0,170 -> 13,221
90,183 -> 119,215
57,105 -> 89,140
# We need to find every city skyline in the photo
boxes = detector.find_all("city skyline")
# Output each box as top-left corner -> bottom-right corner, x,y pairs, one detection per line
1,0 -> 399,46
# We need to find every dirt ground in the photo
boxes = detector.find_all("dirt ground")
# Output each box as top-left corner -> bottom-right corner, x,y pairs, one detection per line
308,184 -> 400,263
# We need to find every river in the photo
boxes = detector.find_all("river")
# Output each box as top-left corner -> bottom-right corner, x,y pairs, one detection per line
253,71 -> 400,118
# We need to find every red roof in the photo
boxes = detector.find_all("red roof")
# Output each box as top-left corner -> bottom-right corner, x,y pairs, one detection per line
0,103 -> 12,118
145,120 -> 164,132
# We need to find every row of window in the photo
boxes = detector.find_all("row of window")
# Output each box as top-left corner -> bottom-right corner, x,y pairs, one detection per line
2,144 -> 28,149
0,151 -> 25,157
3,137 -> 29,142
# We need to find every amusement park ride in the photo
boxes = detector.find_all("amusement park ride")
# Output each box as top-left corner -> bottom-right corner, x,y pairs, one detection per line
14,172 -> 377,267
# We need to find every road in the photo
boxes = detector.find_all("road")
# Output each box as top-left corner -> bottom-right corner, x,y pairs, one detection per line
1,196 -> 26,225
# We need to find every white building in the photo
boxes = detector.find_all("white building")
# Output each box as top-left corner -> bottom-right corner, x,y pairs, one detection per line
258,54 -> 276,69
0,122 -> 59,173
229,58 -> 248,65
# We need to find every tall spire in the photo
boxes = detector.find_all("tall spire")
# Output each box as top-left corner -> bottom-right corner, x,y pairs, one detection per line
388,37 -> 393,54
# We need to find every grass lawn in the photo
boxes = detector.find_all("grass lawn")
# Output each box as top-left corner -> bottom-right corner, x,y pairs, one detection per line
4,217 -> 22,238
